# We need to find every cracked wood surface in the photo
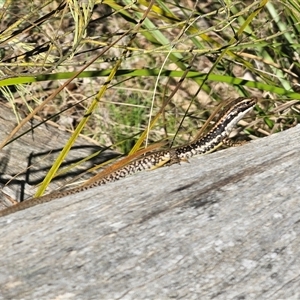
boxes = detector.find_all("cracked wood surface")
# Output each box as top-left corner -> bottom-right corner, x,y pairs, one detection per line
1,113 -> 300,299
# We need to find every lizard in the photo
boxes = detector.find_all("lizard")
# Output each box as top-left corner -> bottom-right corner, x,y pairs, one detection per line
0,96 -> 257,217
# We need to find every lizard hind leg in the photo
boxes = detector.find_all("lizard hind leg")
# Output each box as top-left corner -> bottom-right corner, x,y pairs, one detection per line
223,137 -> 249,147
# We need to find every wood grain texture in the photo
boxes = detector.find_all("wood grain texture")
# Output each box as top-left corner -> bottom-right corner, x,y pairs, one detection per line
1,121 -> 300,299
0,103 -> 118,207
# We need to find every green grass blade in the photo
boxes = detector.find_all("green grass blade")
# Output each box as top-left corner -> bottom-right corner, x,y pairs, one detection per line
35,59 -> 122,197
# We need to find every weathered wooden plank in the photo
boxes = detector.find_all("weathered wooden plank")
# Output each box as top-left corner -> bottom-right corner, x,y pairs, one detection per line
0,103 -> 118,207
1,119 -> 300,299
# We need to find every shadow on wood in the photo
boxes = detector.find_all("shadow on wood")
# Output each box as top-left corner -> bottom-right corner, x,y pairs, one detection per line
0,103 -> 118,206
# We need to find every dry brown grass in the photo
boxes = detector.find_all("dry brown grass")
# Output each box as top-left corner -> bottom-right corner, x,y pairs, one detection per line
1,0 -> 300,192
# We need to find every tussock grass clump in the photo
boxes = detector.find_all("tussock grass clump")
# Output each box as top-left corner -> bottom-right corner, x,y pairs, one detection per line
0,0 -> 300,194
